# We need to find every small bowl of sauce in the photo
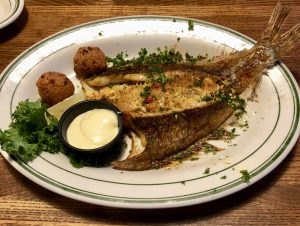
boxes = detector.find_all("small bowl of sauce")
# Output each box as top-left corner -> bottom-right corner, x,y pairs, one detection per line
58,100 -> 123,155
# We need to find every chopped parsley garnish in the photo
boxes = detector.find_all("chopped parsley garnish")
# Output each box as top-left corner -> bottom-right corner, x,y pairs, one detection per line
194,79 -> 203,87
140,86 -> 152,98
240,170 -> 251,183
200,90 -> 247,118
173,151 -> 185,159
106,52 -> 129,69
152,47 -> 183,65
139,66 -> 169,102
220,175 -> 227,179
107,47 -> 183,69
146,66 -> 168,91
188,20 -> 194,31
132,48 -> 148,66
201,94 -> 214,101
240,120 -> 249,128
216,91 -> 246,118
190,157 -> 199,161
185,53 -> 197,64
155,72 -> 168,91
204,167 -> 210,174
202,143 -> 218,154
208,127 -> 238,141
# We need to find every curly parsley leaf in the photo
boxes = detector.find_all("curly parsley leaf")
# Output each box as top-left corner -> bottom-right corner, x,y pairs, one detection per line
0,100 -> 64,163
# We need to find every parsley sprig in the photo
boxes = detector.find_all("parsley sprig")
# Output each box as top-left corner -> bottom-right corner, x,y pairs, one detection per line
240,170 -> 251,183
201,90 -> 246,118
0,100 -> 63,162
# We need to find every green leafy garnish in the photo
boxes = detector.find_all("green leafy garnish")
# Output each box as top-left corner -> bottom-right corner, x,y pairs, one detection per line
203,167 -> 210,174
202,143 -> 218,154
0,100 -> 64,162
185,53 -> 197,64
194,78 -> 203,87
208,127 -> 238,141
200,90 -> 247,118
106,52 -> 129,69
216,91 -> 246,118
240,170 -> 251,183
201,94 -> 214,101
146,66 -> 168,91
188,20 -> 194,31
190,157 -> 199,161
106,47 -> 183,70
140,86 -> 152,98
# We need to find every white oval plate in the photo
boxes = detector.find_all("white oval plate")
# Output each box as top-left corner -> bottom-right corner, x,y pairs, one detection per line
0,0 -> 24,29
0,16 -> 299,209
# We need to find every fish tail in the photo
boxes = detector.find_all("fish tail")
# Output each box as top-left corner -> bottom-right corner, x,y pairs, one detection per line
261,2 -> 290,42
260,2 -> 300,56
272,24 -> 300,56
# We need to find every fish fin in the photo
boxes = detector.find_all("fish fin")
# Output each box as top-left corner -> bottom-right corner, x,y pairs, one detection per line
123,113 -> 147,147
127,131 -> 145,158
112,152 -> 152,170
273,23 -> 300,56
261,2 -> 290,42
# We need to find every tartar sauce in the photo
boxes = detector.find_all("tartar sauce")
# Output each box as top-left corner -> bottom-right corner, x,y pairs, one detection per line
67,109 -> 119,149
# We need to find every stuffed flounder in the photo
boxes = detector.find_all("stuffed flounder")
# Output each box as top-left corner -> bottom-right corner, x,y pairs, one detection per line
80,3 -> 300,170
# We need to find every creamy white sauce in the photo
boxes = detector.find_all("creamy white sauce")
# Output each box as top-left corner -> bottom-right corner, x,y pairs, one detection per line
67,109 -> 119,150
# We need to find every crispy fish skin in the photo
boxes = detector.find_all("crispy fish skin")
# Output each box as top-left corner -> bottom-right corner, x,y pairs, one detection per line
82,3 -> 300,170
114,102 -> 233,170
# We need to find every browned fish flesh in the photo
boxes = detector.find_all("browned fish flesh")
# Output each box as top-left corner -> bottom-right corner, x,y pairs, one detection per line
81,2 -> 300,170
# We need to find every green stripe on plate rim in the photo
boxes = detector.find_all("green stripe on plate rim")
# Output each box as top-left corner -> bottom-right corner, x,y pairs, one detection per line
0,16 -> 299,204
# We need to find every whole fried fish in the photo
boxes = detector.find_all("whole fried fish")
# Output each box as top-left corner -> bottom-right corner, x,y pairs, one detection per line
81,2 -> 300,170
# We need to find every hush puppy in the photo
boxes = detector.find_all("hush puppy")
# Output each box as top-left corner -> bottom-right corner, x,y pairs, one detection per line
36,71 -> 75,106
74,46 -> 107,78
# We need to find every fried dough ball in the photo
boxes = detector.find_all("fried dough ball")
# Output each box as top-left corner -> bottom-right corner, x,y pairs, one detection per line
36,71 -> 75,106
74,46 -> 107,78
